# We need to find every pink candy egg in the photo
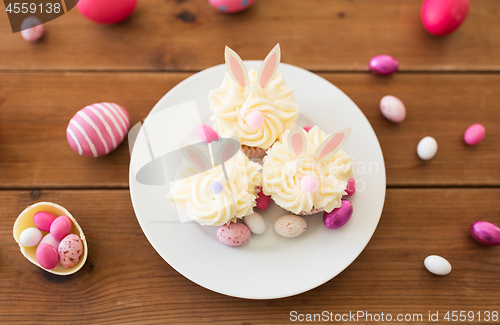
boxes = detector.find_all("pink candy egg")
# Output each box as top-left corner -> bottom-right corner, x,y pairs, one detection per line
217,223 -> 251,246
50,216 -> 72,240
67,103 -> 130,158
369,55 -> 399,76
274,215 -> 307,238
39,233 -> 62,250
303,126 -> 313,132
255,186 -> 271,210
380,95 -> 406,123
345,177 -> 356,196
421,0 -> 470,36
33,211 -> 57,232
197,124 -> 219,143
209,0 -> 255,13
36,244 -> 59,270
323,199 -> 353,229
77,0 -> 137,24
470,221 -> 500,246
464,124 -> 485,146
58,234 -> 84,268
20,16 -> 44,42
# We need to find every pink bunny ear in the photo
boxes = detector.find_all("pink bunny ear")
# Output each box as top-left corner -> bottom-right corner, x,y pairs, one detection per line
257,44 -> 281,88
225,46 -> 249,88
287,126 -> 308,158
211,137 -> 240,167
313,127 -> 351,162
181,143 -> 212,172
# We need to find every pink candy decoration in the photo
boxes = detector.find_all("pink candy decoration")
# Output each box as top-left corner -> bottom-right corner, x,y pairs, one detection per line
197,125 -> 219,143
36,244 -> 59,269
345,177 -> 356,196
58,234 -> 84,268
470,221 -> 500,246
303,126 -> 313,132
217,223 -> 251,246
21,26 -> 44,42
39,234 -> 61,250
421,0 -> 470,36
67,103 -> 130,158
33,211 -> 57,232
209,0 -> 256,13
255,186 -> 271,210
245,111 -> 265,128
323,199 -> 353,229
464,124 -> 485,146
300,175 -> 319,194
369,55 -> 399,76
50,216 -> 72,240
380,95 -> 406,123
77,0 -> 138,24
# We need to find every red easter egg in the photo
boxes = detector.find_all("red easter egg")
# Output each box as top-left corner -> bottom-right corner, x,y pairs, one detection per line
208,0 -> 255,14
77,0 -> 138,24
421,0 -> 470,36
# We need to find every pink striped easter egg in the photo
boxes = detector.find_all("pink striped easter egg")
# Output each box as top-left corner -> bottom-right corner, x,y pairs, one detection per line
67,103 -> 130,157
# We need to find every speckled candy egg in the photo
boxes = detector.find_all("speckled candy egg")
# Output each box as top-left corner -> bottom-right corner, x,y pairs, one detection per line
380,95 -> 406,123
274,215 -> 307,238
421,0 -> 470,36
77,0 -> 138,24
58,234 -> 84,268
209,0 -> 255,13
67,103 -> 130,157
217,223 -> 251,246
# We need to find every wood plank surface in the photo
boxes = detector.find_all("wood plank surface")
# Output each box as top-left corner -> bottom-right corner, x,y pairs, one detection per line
1,189 -> 499,324
1,72 -> 499,188
1,0 -> 499,72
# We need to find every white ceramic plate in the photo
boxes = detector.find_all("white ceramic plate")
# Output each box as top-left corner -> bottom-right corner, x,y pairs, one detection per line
129,62 -> 386,299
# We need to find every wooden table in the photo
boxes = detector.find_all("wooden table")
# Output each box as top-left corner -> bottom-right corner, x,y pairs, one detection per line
1,1 -> 499,324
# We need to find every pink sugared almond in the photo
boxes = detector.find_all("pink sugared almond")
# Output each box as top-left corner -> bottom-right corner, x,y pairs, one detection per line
58,234 -> 84,268
217,223 -> 251,247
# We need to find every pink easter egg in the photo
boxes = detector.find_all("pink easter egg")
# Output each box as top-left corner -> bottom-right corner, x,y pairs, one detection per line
255,186 -> 271,210
323,199 -> 353,229
33,211 -> 58,232
369,55 -> 399,76
208,0 -> 256,13
197,125 -> 219,143
58,234 -> 84,268
464,124 -> 485,146
67,102 -> 130,157
39,233 -> 62,250
77,0 -> 137,24
380,95 -> 406,123
50,216 -> 72,240
421,0 -> 470,36
303,126 -> 313,132
20,16 -> 44,42
36,244 -> 59,270
217,223 -> 251,246
345,177 -> 356,196
470,221 -> 500,246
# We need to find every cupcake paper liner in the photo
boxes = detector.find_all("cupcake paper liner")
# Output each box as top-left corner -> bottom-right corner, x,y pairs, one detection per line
241,145 -> 267,159
295,208 -> 325,216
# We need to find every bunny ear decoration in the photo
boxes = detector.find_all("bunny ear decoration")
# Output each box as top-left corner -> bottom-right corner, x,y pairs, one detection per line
257,44 -> 281,88
313,127 -> 351,162
225,46 -> 249,89
287,126 -> 308,158
181,142 -> 212,173
211,137 -> 240,167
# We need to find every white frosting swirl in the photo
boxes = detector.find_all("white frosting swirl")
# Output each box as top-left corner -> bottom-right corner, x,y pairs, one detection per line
209,69 -> 300,150
262,126 -> 354,214
167,151 -> 262,226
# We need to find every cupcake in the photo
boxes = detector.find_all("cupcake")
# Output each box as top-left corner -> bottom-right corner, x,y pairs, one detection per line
167,139 -> 262,226
209,44 -> 300,158
262,126 -> 354,215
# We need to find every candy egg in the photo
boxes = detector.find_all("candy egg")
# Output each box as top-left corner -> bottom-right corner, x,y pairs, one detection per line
421,0 -> 470,36
255,186 -> 271,210
50,216 -> 72,240
464,124 -> 486,146
209,0 -> 256,13
77,0 -> 137,24
323,199 -> 353,229
14,202 -> 88,275
20,17 -> 44,42
36,244 -> 59,270
274,215 -> 307,238
345,177 -> 356,196
39,234 -> 62,250
243,213 -> 266,235
417,136 -> 438,160
303,126 -> 313,132
470,221 -> 500,246
58,234 -> 84,268
424,255 -> 452,275
19,227 -> 43,247
369,55 -> 399,76
33,211 -> 57,232
197,125 -> 218,143
380,95 -> 406,123
67,102 -> 130,157
217,223 -> 251,246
